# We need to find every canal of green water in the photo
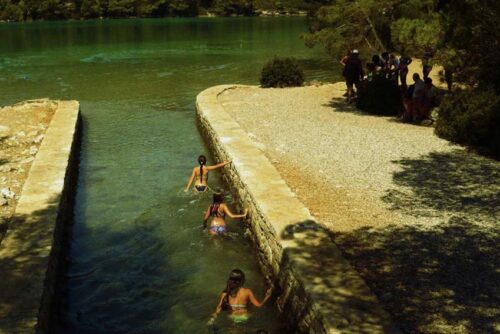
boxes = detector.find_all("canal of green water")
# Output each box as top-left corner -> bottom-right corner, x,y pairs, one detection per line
0,17 -> 336,333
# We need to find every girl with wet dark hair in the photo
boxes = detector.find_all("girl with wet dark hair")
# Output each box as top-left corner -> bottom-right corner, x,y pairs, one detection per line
203,193 -> 247,235
208,269 -> 272,325
185,155 -> 230,192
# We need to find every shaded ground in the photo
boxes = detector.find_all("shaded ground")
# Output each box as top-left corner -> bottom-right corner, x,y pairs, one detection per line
218,76 -> 499,332
334,219 -> 499,334
0,99 -> 55,244
0,196 -> 60,333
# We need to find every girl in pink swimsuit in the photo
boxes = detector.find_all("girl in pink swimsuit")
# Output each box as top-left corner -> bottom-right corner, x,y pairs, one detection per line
203,193 -> 247,235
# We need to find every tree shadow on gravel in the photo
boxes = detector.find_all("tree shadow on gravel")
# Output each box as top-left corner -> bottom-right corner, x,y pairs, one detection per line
332,218 -> 500,333
325,97 -> 360,113
382,149 -> 500,220
279,220 -> 400,333
329,149 -> 500,333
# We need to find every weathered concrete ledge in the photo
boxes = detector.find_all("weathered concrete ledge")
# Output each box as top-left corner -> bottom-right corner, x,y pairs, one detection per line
0,101 -> 81,334
197,85 -> 400,333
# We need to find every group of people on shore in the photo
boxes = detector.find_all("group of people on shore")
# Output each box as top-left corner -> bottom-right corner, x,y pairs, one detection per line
341,50 -> 440,122
185,155 -> 272,331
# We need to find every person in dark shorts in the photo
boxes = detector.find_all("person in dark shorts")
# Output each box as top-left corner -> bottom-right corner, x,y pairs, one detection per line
422,52 -> 433,80
399,56 -> 412,91
342,49 -> 364,103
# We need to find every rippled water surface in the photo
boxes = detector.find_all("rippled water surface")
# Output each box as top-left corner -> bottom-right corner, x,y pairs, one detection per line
0,18 -> 335,333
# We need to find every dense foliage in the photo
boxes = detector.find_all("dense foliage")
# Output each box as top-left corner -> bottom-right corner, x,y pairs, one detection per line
305,0 -> 500,156
436,89 -> 500,158
0,0 -> 308,20
260,57 -> 304,88
356,76 -> 404,116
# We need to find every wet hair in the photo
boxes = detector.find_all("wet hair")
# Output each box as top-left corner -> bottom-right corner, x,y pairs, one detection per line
213,193 -> 224,204
221,269 -> 246,311
225,269 -> 245,296
198,155 -> 207,182
210,193 -> 225,216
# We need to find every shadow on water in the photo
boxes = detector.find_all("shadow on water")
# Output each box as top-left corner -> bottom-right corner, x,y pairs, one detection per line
382,149 -> 500,219
56,202 -> 194,334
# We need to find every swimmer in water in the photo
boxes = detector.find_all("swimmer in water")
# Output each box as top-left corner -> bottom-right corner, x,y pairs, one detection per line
208,269 -> 272,325
185,155 -> 230,193
203,193 -> 247,235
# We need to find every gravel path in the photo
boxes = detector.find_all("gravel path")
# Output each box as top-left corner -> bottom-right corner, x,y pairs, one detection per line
218,80 -> 500,333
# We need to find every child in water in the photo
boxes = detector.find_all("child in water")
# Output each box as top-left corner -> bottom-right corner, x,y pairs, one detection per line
208,269 -> 272,325
203,193 -> 247,235
185,155 -> 230,193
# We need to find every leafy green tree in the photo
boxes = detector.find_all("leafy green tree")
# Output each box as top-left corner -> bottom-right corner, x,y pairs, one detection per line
213,0 -> 253,16
168,0 -> 198,16
302,0 -> 396,57
302,0 -> 441,58
80,0 -> 103,18
106,0 -> 135,17
0,0 -> 25,21
390,15 -> 441,56
436,0 -> 500,90
133,0 -> 168,17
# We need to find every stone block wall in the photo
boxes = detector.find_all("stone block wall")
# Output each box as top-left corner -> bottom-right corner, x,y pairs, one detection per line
0,101 -> 81,334
197,86 -> 400,334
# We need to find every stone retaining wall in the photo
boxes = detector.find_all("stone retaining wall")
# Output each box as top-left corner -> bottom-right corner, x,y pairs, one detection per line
0,101 -> 81,334
197,85 -> 400,333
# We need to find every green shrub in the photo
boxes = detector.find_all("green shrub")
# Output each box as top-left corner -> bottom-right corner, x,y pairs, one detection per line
356,75 -> 404,116
260,57 -> 304,88
435,88 -> 500,158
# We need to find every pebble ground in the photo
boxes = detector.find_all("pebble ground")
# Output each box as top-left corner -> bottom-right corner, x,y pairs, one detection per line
218,76 -> 500,333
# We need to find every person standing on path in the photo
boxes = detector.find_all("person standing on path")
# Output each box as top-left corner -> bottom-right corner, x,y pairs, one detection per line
399,56 -> 412,91
412,73 -> 426,121
340,50 -> 352,96
342,49 -> 364,104
422,52 -> 433,80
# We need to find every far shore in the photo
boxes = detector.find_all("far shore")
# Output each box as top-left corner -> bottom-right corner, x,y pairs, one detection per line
0,10 -> 307,24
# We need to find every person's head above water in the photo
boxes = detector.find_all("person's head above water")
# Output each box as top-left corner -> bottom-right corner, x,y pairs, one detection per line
198,155 -> 207,166
225,269 -> 245,296
213,192 -> 224,204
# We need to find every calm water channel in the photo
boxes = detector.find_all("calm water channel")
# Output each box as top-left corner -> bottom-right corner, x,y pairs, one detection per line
0,18 -> 335,333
